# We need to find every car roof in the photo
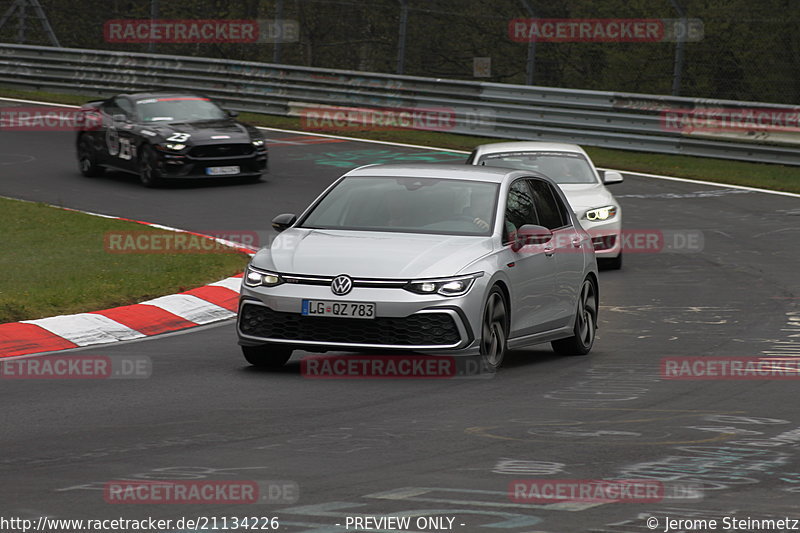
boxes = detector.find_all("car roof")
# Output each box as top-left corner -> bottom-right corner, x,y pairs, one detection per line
472,141 -> 588,156
343,163 -> 555,184
120,92 -> 209,101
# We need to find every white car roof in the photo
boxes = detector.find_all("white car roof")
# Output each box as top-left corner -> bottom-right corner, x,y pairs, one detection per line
472,141 -> 589,156
344,163 -> 546,184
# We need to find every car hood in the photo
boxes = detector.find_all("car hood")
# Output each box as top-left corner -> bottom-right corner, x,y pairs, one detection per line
254,229 -> 494,279
143,119 -> 253,143
558,183 -> 616,213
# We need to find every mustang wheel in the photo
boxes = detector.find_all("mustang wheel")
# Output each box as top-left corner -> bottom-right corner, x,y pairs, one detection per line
552,277 -> 597,356
480,287 -> 508,370
138,145 -> 163,187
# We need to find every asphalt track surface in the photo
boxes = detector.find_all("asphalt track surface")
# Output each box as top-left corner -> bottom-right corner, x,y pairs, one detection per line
2,104 -> 800,532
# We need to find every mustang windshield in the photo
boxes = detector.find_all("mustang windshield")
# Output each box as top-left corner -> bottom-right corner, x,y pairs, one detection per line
478,151 -> 597,184
134,97 -> 228,122
300,176 -> 500,236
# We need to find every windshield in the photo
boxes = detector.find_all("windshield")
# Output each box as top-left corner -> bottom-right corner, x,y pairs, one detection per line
133,96 -> 228,122
300,176 -> 499,236
477,151 -> 598,184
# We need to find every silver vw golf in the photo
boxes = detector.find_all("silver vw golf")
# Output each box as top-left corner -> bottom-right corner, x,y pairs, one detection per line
237,164 -> 599,369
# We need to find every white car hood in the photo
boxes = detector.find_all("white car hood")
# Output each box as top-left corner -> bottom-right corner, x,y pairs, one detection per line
256,228 -> 493,279
559,183 -> 616,213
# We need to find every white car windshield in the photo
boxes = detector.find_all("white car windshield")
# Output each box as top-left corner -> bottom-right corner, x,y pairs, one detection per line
300,176 -> 499,236
478,151 -> 598,184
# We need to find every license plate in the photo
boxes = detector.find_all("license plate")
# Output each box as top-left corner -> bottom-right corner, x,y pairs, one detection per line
302,300 -> 376,319
205,165 -> 240,176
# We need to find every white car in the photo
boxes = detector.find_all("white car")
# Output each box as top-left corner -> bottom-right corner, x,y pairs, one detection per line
467,142 -> 623,269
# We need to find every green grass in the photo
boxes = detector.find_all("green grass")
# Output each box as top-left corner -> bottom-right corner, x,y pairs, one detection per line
0,197 -> 249,323
2,84 -> 799,194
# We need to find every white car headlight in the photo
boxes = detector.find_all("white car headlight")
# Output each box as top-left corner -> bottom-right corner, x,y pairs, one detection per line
404,273 -> 483,297
252,139 -> 265,147
161,143 -> 186,151
244,266 -> 283,287
584,205 -> 617,221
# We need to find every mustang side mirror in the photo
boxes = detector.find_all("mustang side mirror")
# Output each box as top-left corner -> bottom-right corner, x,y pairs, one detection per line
111,114 -> 128,123
227,109 -> 239,118
511,224 -> 553,252
603,170 -> 624,185
272,213 -> 297,233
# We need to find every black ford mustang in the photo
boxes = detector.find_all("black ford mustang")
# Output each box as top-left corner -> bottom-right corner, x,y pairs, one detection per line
76,92 -> 268,187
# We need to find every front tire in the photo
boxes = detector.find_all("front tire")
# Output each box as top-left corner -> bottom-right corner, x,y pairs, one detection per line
552,277 -> 597,356
242,344 -> 293,368
138,145 -> 163,188
599,252 -> 622,270
480,287 -> 508,371
77,134 -> 104,177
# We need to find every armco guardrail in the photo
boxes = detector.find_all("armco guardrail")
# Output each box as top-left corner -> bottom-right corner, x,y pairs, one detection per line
2,43 -> 800,165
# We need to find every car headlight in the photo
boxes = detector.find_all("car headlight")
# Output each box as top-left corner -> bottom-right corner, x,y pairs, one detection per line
159,143 -> 186,151
404,273 -> 483,297
244,266 -> 283,288
251,139 -> 265,147
584,205 -> 617,221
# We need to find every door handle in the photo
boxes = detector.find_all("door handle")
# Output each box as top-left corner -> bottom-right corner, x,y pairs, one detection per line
572,237 -> 583,248
544,246 -> 555,257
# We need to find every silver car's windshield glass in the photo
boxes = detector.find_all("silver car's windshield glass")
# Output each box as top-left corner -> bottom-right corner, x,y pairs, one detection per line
477,151 -> 597,184
134,97 -> 228,122
300,176 -> 500,236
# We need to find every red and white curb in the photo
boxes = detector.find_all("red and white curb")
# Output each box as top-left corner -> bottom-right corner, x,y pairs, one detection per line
0,201 -> 256,358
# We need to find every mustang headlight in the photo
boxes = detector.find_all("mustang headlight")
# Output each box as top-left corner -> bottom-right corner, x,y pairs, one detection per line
159,143 -> 186,151
404,273 -> 483,297
584,205 -> 617,221
251,139 -> 265,147
244,266 -> 283,288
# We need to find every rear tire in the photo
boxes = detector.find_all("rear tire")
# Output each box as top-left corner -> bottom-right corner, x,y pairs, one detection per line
77,134 -> 104,177
242,345 -> 293,368
552,277 -> 597,356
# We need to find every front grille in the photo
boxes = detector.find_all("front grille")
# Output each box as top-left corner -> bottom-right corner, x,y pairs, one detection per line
190,143 -> 254,158
239,304 -> 461,346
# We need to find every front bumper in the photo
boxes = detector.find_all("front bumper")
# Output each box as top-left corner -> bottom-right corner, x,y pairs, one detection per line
237,281 -> 482,354
579,216 -> 622,259
155,145 -> 268,178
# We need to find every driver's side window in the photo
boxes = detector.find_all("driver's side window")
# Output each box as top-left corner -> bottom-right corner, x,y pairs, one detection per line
503,180 -> 539,245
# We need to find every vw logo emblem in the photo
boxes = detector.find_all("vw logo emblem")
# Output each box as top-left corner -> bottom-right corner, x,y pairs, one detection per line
331,275 -> 353,296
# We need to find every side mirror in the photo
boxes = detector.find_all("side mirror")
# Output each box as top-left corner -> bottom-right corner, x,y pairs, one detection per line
272,213 -> 297,233
227,109 -> 239,118
603,171 -> 624,185
511,224 -> 552,252
111,114 -> 128,123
